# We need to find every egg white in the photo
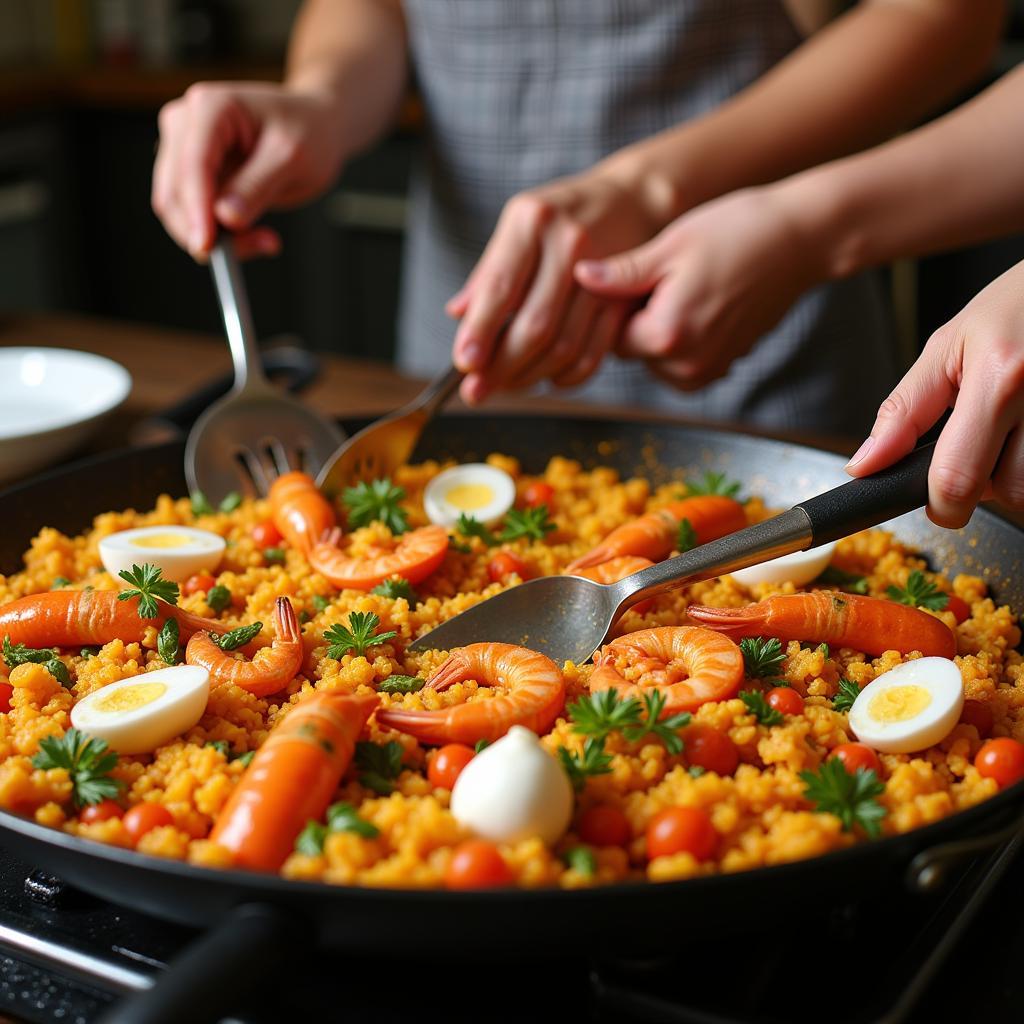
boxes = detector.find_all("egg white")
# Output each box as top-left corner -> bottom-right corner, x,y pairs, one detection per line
70,665 -> 210,755
423,463 -> 516,528
730,542 -> 837,588
849,657 -> 963,754
99,526 -> 225,583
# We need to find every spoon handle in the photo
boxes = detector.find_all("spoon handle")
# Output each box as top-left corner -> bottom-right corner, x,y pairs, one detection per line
209,236 -> 269,393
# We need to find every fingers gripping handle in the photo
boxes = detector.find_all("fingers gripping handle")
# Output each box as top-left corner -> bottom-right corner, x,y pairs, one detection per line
796,443 -> 934,546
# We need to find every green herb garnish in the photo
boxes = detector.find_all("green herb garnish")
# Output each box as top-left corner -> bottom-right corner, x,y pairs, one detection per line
448,537 -> 472,555
686,470 -> 741,499
832,677 -> 861,714
206,740 -> 230,758
50,576 -> 70,590
800,759 -> 886,838
378,674 -> 425,695
190,491 -> 215,516
79,647 -> 99,660
2,636 -> 71,688
295,820 -> 327,856
235,751 -> 256,768
262,547 -> 286,564
622,691 -> 691,756
371,578 -> 418,603
739,636 -> 786,679
326,801 -> 380,839
474,739 -> 490,754
116,563 -> 179,619
887,570 -> 949,612
677,518 -> 697,553
817,566 -> 869,594
324,612 -> 397,659
688,765 -> 706,778
311,595 -> 330,613
157,618 -> 179,664
219,491 -> 242,513
558,738 -> 614,792
565,846 -> 597,876
354,740 -> 404,794
567,689 -> 642,741
740,689 -> 784,727
818,643 -> 830,659
206,585 -> 231,612
212,622 -> 262,651
343,479 -> 409,535
456,514 -> 499,547
32,729 -> 122,807
499,506 -> 555,543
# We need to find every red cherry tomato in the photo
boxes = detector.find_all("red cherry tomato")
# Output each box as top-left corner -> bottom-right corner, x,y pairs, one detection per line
488,550 -> 532,584
445,840 -> 513,889
428,744 -> 475,790
252,520 -> 283,549
80,800 -> 123,824
946,595 -> 970,624
975,738 -> 1024,789
522,481 -> 555,509
183,572 -> 216,596
960,700 -> 994,738
646,806 -> 717,861
766,686 -> 804,716
123,803 -> 174,844
682,724 -> 739,776
829,742 -> 882,774
578,804 -> 631,847
0,682 -> 13,714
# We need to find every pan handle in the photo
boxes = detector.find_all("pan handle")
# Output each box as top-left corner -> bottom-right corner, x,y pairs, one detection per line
97,903 -> 300,1024
907,814 -> 1024,892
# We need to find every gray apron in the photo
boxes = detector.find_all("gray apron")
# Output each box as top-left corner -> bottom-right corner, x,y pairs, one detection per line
396,0 -> 898,437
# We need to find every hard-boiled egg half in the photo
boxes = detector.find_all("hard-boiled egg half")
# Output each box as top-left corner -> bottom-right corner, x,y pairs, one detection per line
70,665 -> 210,755
450,726 -> 573,844
99,526 -> 225,583
849,657 -> 963,754
423,463 -> 515,528
730,542 -> 837,588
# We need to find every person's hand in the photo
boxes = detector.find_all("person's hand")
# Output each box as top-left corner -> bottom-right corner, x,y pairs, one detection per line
448,170 -> 664,403
574,187 -> 821,391
152,81 -> 347,259
846,258 -> 1024,528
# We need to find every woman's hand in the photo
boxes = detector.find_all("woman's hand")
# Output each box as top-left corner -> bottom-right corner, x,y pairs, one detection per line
152,81 -> 347,259
574,186 -> 822,391
845,258 -> 1024,529
449,169 -> 666,403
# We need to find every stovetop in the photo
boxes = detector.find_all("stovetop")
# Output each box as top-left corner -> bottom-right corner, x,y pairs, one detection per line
2,829 -> 1023,1024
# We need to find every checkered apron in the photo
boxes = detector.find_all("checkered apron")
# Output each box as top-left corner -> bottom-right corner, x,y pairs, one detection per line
396,0 -> 898,436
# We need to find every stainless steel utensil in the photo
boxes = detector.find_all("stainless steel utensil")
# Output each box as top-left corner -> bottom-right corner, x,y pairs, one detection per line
409,443 -> 935,663
316,365 -> 463,494
184,237 -> 345,502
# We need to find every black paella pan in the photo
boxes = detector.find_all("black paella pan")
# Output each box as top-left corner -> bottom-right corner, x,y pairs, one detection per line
1,414 -> 1023,1024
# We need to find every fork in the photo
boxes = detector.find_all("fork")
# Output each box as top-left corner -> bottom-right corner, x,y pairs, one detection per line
315,365 -> 463,494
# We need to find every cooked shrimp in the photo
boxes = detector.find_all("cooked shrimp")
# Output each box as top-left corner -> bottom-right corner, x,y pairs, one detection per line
185,597 -> 303,697
0,590 -> 242,650
376,642 -> 565,745
268,471 -> 336,555
308,525 -> 448,591
570,556 -> 655,615
210,690 -> 379,871
567,496 -> 747,571
590,626 -> 744,714
687,592 -> 956,659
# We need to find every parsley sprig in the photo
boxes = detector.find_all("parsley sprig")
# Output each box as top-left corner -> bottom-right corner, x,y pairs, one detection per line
817,566 -> 869,595
371,578 -> 418,603
886,570 -> 949,612
499,506 -> 555,543
558,738 -> 614,792
740,689 -> 784,727
677,518 -> 697,553
324,612 -> 398,659
2,636 -> 71,687
832,677 -> 861,714
564,846 -> 597,876
800,759 -> 886,838
621,691 -> 691,756
295,800 -> 381,855
212,622 -> 262,651
116,563 -> 179,619
567,689 -> 644,741
157,619 -> 179,664
190,490 -> 242,516
32,729 -> 122,807
739,637 -> 786,680
456,513 -> 499,547
687,470 -> 741,499
343,479 -> 409,535
354,740 -> 405,794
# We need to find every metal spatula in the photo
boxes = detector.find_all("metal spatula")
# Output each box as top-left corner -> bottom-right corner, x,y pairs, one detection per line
184,237 -> 345,501
409,443 -> 935,663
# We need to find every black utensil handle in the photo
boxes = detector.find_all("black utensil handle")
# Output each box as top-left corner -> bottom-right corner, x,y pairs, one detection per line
796,442 -> 934,545
98,903 -> 300,1024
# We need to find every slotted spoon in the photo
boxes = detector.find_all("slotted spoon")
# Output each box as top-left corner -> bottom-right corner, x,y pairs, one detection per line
409,443 -> 935,663
184,237 -> 345,502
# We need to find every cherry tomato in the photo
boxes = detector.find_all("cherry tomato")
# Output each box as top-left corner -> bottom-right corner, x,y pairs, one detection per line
975,738 -> 1024,789
766,687 -> 804,716
646,806 -> 717,861
428,744 -> 475,790
682,724 -> 739,776
251,520 -> 283,549
444,840 -> 513,889
522,481 -> 555,509
960,700 -> 994,738
946,595 -> 970,624
183,572 -> 216,596
123,803 -> 174,844
829,742 -> 882,775
578,804 -> 631,847
488,550 -> 532,584
0,682 -> 13,714
80,800 -> 123,824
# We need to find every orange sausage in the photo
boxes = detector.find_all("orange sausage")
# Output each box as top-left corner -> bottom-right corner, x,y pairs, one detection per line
268,471 -> 336,555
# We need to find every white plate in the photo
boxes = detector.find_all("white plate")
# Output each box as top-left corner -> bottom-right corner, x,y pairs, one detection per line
0,347 -> 132,483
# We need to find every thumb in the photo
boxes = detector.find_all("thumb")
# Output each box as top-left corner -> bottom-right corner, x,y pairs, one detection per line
574,238 -> 668,297
214,129 -> 293,229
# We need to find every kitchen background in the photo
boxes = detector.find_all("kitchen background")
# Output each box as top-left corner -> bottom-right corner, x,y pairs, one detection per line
0,0 -> 1021,368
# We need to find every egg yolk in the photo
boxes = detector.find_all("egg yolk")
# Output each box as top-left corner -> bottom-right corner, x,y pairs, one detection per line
95,682 -> 167,713
129,533 -> 192,549
445,483 -> 494,511
868,684 -> 932,723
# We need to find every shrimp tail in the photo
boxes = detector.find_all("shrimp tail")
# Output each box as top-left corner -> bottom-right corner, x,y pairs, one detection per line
685,603 -> 765,638
424,650 -> 471,692
274,596 -> 300,643
374,706 -> 460,745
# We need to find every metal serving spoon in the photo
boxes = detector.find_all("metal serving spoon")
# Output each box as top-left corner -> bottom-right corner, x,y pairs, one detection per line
185,236 -> 345,502
409,443 -> 934,664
